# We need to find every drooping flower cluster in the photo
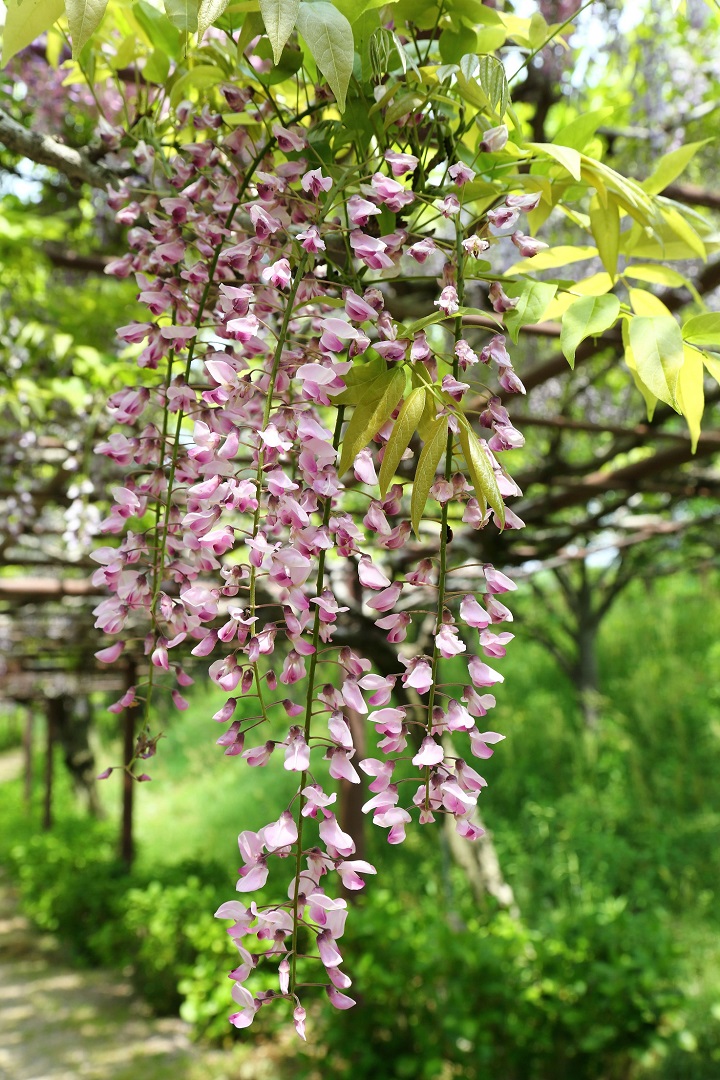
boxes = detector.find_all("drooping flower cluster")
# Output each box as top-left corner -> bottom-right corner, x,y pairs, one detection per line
91,88 -> 533,1034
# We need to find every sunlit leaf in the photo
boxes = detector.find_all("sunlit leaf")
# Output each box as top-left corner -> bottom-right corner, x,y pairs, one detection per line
628,316 -> 684,410
682,313 -> 720,349
560,295 -> 620,368
2,0 -> 64,65
641,140 -> 711,196
198,0 -> 230,39
527,141 -> 582,181
589,195 -> 619,278
676,346 -> 704,452
164,0 -> 200,33
503,281 -> 557,343
259,0 -> 301,63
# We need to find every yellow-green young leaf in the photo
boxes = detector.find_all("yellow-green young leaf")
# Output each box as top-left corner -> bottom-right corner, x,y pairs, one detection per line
641,140 -> 711,196
628,316 -> 684,410
169,65 -> 223,107
628,288 -> 671,317
378,387 -> 426,497
2,0 -> 64,65
703,352 -> 720,385
510,244 -> 597,275
198,0 -> 230,38
570,272 -> 614,297
164,0 -> 200,32
589,195 -> 619,278
503,281 -> 557,343
337,367 -> 405,476
527,141 -> 582,181
622,318 -> 657,421
560,294 -> 620,367
259,0 -> 301,63
676,345 -> 704,452
624,263 -> 699,297
553,109 -> 612,152
65,0 -> 108,56
411,417 -> 449,538
682,313 -> 720,349
661,204 -> 706,260
476,54 -> 509,117
459,423 -> 504,527
296,2 -> 353,111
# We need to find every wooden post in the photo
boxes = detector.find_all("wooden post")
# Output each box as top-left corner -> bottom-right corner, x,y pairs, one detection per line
42,699 -> 55,830
23,706 -> 33,806
120,658 -> 138,866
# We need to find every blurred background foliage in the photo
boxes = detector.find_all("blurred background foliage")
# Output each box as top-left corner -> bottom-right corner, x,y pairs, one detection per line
2,570 -> 719,1079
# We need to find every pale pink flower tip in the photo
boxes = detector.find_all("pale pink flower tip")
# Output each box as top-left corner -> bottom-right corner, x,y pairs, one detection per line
412,737 -> 445,768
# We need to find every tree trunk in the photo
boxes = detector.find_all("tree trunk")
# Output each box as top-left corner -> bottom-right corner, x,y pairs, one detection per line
570,564 -> 602,731
53,695 -> 103,816
43,699 -> 56,831
441,734 -> 519,917
23,706 -> 33,806
120,659 -> 139,866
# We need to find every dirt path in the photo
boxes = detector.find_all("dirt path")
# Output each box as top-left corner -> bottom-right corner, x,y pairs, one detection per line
0,869 -> 203,1080
0,751 -> 285,1080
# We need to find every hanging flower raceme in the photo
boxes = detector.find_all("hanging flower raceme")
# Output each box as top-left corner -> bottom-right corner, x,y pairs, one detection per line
93,79 -> 529,1037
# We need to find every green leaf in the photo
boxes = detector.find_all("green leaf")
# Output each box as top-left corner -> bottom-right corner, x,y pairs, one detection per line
198,0 -> 230,39
164,0 -> 200,32
560,295 -> 620,367
509,245 -> 597,275
589,195 -> 619,279
628,316 -> 684,410
503,281 -> 557,344
378,387 -> 426,497
236,10 -> 264,55
337,367 -> 405,476
624,263 -> 698,297
259,0 -> 301,64
527,141 -> 582,181
296,2 -> 353,112
459,423 -> 504,527
676,345 -> 704,452
1,0 -> 64,65
702,352 -> 720,386
65,0 -> 108,56
622,320 -> 657,421
439,28 -> 479,64
411,416 -> 449,539
134,0 -> 183,58
332,356 -> 387,405
552,109 -> 612,152
641,140 -> 711,196
682,313 -> 720,349
476,53 -> 509,117
628,288 -> 671,318
660,204 -> 706,261
169,64 -> 224,107
144,47 -> 171,82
